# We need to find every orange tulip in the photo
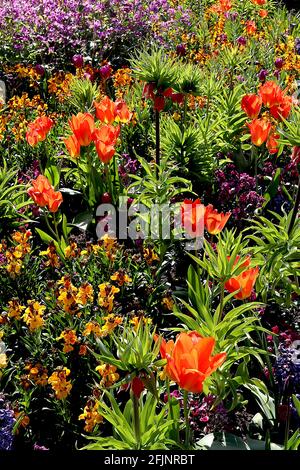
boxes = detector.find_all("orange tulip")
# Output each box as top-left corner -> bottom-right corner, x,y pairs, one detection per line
270,95 -> 292,120
69,113 -> 95,146
204,205 -> 231,235
159,331 -> 226,393
225,257 -> 259,300
46,188 -> 64,213
115,100 -> 132,123
241,94 -> 262,119
258,81 -> 282,107
27,175 -> 63,213
64,134 -> 81,159
246,118 -> 271,146
27,175 -> 52,207
94,96 -> 116,124
93,124 -> 120,146
181,199 -> 205,238
94,141 -> 116,163
26,116 -> 54,146
266,132 -> 280,155
93,124 -> 120,163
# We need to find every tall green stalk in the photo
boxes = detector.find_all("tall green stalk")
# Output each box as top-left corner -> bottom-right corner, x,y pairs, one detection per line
183,390 -> 190,448
288,174 -> 300,236
132,392 -> 141,449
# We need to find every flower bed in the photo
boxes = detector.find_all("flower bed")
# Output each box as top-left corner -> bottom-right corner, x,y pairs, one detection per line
0,0 -> 300,453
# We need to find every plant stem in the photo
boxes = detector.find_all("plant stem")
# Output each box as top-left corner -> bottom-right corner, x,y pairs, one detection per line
218,282 -> 225,324
52,212 -> 61,242
251,145 -> 258,192
44,212 -> 59,242
284,396 -> 291,449
155,109 -> 160,173
183,390 -> 190,448
132,392 -> 141,450
288,174 -> 300,236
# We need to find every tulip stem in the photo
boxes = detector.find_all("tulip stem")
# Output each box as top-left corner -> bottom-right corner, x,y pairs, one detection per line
218,282 -> 225,324
132,392 -> 141,450
288,173 -> 300,236
251,145 -> 258,192
44,212 -> 60,243
183,390 -> 190,448
155,109 -> 160,173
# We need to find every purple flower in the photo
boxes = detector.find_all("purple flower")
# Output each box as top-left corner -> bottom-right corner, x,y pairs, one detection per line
72,54 -> 84,68
275,58 -> 284,69
258,69 -> 268,82
237,36 -> 247,46
0,396 -> 15,451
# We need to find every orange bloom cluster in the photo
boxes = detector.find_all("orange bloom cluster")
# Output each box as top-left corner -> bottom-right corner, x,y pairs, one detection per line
181,199 -> 230,237
27,175 -> 63,213
40,242 -> 61,268
48,367 -> 72,400
26,116 -> 53,146
159,331 -> 226,393
96,363 -> 120,387
56,329 -> 78,353
24,362 -> 48,387
64,96 -> 131,163
242,81 -> 293,154
224,256 -> 259,300
1,230 -> 32,277
79,401 -> 103,432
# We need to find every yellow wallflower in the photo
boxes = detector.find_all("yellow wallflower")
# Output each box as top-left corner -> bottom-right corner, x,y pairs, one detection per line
56,329 -> 78,353
130,316 -> 152,331
110,269 -> 132,286
100,314 -> 123,336
96,363 -> 119,387
7,299 -> 25,319
79,401 -> 103,432
22,300 -> 46,331
56,276 -> 78,314
82,321 -> 102,337
143,247 -> 159,265
76,283 -> 94,306
40,243 -> 60,268
48,367 -> 72,399
98,283 -> 120,312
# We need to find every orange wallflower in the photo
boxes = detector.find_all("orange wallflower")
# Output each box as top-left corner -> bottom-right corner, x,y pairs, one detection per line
181,199 -> 205,237
241,94 -> 262,119
251,0 -> 266,5
159,331 -> 226,393
225,257 -> 259,300
204,205 -> 231,235
64,134 -> 81,158
26,116 -> 54,146
27,175 -> 63,212
246,119 -> 271,146
245,20 -> 257,35
219,0 -> 232,11
259,9 -> 268,18
69,113 -> 95,146
266,132 -> 280,155
94,96 -> 116,124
